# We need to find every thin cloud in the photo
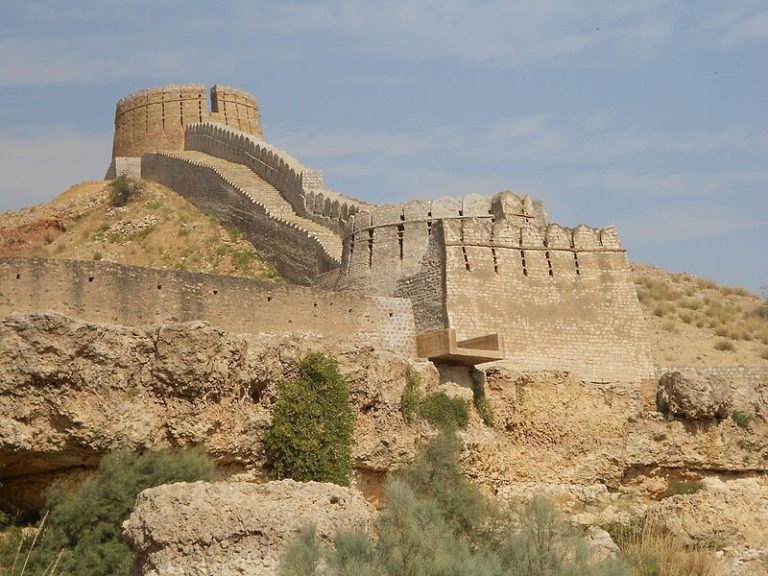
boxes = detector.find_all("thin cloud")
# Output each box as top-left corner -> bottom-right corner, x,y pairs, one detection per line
0,129 -> 110,211
619,204 -> 761,244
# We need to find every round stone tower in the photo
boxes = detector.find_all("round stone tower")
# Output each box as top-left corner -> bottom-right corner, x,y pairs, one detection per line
110,83 -> 263,160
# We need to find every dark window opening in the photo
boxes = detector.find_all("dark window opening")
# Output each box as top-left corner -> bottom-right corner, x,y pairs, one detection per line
397,224 -> 405,260
367,229 -> 374,267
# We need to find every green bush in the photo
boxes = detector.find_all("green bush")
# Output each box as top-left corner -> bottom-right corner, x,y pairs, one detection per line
471,369 -> 494,427
108,175 -> 145,207
419,392 -> 469,430
731,410 -> 756,428
663,480 -> 704,498
265,353 -> 355,486
280,432 -> 630,576
400,368 -> 421,424
0,449 -> 212,576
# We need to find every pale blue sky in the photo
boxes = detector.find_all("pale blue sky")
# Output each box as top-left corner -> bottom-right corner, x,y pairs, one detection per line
1,1 -> 766,292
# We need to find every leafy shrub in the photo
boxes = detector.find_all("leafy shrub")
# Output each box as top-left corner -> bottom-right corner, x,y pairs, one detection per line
400,368 -> 421,424
108,175 -> 145,207
0,449 -> 212,576
265,353 -> 355,486
731,410 -> 756,428
232,248 -> 256,271
419,392 -> 469,430
470,369 -> 494,427
278,525 -> 323,576
663,480 -> 704,498
280,432 -> 630,576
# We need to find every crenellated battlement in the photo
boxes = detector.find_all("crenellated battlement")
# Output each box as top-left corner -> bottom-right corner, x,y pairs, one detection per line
184,122 -> 368,235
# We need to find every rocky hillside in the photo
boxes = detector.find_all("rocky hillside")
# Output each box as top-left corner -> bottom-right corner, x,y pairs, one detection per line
0,179 -> 279,280
1,312 -> 766,569
632,264 -> 768,366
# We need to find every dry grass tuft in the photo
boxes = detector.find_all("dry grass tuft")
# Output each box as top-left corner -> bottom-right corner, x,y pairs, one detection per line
616,522 -> 722,576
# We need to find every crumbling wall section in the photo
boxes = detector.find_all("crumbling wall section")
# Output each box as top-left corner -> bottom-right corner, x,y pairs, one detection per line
439,218 -> 653,382
0,257 -> 416,358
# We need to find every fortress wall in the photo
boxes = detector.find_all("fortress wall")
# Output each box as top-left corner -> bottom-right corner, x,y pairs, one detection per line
340,218 -> 436,295
210,85 -> 263,138
0,258 -> 416,358
393,224 -> 448,333
439,219 -> 653,382
112,84 -> 208,158
185,123 -> 364,234
142,153 -> 338,285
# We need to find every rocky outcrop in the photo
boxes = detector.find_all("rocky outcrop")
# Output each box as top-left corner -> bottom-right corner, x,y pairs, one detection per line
123,480 -> 374,576
2,312 -> 766,529
657,371 -> 732,420
0,312 -> 433,512
644,477 -> 768,548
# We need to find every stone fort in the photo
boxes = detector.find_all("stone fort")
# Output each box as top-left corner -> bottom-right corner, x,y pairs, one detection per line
1,83 -> 654,383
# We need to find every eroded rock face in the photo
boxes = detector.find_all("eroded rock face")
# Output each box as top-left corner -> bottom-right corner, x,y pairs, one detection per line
2,312 -> 766,529
0,312 -> 434,512
123,480 -> 374,576
657,371 -> 732,420
644,477 -> 768,549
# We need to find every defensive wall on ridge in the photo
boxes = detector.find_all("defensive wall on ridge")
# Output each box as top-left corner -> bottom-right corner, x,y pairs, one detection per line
184,122 -> 368,234
0,257 -> 416,358
141,152 -> 340,285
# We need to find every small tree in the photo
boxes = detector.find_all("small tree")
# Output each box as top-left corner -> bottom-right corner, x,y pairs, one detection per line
2,449 -> 212,576
108,175 -> 145,207
265,353 -> 355,486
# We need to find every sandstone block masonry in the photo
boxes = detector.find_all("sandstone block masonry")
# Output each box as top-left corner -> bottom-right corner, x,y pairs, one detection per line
110,84 -> 263,160
0,258 -> 416,358
335,192 -> 654,382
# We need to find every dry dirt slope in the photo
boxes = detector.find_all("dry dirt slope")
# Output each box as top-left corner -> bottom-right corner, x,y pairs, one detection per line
632,264 -> 768,367
0,179 -> 279,280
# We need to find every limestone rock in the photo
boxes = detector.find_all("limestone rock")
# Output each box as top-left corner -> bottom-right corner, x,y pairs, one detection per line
124,480 -> 374,576
657,371 -> 732,420
585,526 -> 620,559
644,477 -> 768,548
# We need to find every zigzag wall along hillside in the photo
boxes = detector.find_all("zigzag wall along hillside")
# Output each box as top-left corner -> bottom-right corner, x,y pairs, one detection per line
0,258 -> 416,358
184,122 -> 366,234
141,153 -> 339,285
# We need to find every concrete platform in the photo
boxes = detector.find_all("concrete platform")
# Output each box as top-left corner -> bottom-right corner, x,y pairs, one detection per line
416,329 -> 504,365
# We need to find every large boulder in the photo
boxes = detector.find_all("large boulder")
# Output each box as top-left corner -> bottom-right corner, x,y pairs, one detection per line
123,480 -> 375,576
657,371 -> 732,420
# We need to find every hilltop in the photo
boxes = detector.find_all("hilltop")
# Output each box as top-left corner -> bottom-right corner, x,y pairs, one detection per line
0,179 -> 279,280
